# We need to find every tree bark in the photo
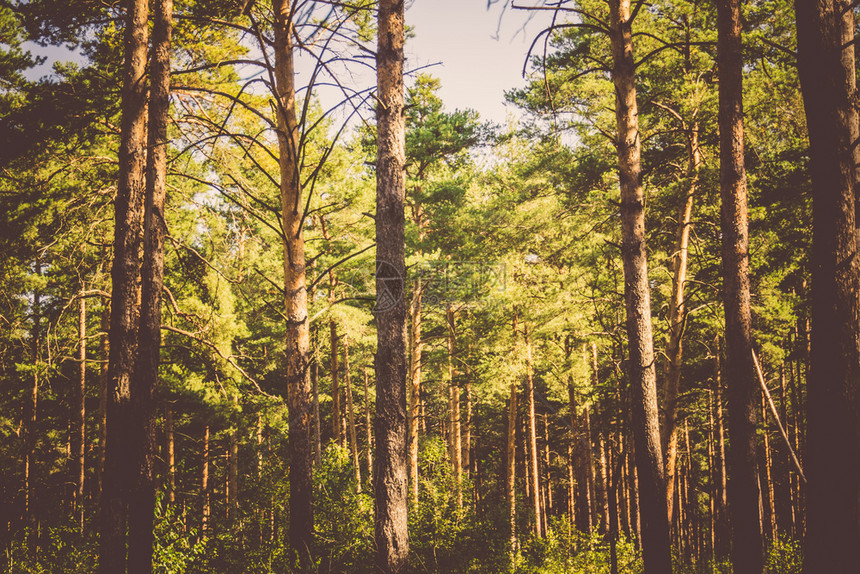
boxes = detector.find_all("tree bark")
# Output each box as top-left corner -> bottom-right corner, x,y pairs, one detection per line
607,0 -> 673,570
525,326 -> 542,537
716,0 -> 765,571
344,337 -> 361,490
73,291 -> 86,531
272,0 -> 314,565
446,303 -> 462,507
166,407 -> 175,504
408,283 -> 422,503
127,0 -> 171,569
374,1 -> 409,570
364,368 -> 373,485
795,0 -> 860,570
662,127 -> 700,524
506,381 -> 518,561
98,0 -> 148,568
201,424 -> 210,538
331,320 -> 342,446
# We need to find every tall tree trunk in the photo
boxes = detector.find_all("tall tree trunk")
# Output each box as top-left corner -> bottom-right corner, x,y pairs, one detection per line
716,0 -> 765,571
73,291 -> 86,531
364,369 -> 373,485
201,424 -> 210,538
344,337 -> 361,490
506,381 -> 518,561
463,358 -> 472,478
408,283 -> 422,503
374,1 -> 409,570
98,0 -> 148,568
525,326 -> 542,538
607,0 -> 673,570
127,1 -> 171,569
446,303 -> 462,507
97,296 -> 109,501
24,261 -> 41,529
312,347 -> 321,466
795,0 -> 860,570
331,320 -> 342,446
272,0 -> 314,565
662,127 -> 700,523
166,407 -> 175,504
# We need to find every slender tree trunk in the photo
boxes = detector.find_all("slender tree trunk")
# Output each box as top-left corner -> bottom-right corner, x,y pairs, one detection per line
761,394 -> 776,541
408,283 -> 422,503
662,128 -> 700,523
364,369 -> 373,485
716,0 -> 765,571
463,360 -> 472,478
126,1 -> 171,569
228,412 -> 238,524
166,407 -> 175,504
446,303 -> 462,507
506,381 -> 518,561
608,0 -> 673,570
201,425 -> 210,538
97,296 -> 109,501
73,292 -> 86,531
331,320 -> 342,446
374,1 -> 409,570
98,0 -> 148,568
795,0 -> 860,570
525,326 -> 542,537
312,348 -> 321,466
344,337 -> 362,490
272,0 -> 314,565
24,262 -> 40,529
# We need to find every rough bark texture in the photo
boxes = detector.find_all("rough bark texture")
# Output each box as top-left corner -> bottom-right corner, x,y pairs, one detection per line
608,0 -> 673,570
98,0 -> 148,569
272,0 -> 314,566
127,1 -> 171,569
374,1 -> 409,571
716,0 -> 765,571
795,0 -> 860,571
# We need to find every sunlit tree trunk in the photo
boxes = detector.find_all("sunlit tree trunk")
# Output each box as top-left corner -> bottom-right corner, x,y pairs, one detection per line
374,0 -> 409,570
662,127 -> 700,523
127,1 -> 171,569
525,325 -> 542,537
506,381 -> 518,561
272,0 -> 314,565
98,0 -> 148,567
607,0 -> 673,569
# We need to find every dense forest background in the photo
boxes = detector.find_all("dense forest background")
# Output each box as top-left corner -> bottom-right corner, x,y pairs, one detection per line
0,0 -> 858,572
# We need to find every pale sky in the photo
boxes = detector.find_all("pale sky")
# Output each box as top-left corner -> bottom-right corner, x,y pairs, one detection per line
405,0 -> 553,124
24,1 -> 555,126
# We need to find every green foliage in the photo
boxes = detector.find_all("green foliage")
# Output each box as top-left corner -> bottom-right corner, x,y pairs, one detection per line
313,444 -> 374,573
154,495 -> 207,574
